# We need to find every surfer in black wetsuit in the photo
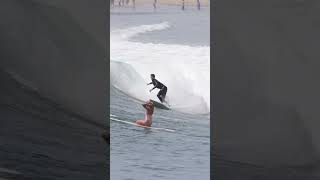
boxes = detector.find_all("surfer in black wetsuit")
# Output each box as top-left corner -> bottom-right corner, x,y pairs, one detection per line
147,74 -> 167,103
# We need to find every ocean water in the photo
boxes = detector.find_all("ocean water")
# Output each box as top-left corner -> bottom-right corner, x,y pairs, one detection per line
110,4 -> 210,180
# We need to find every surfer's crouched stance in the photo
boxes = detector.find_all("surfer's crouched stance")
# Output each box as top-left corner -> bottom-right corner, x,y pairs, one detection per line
136,100 -> 154,127
147,74 -> 167,103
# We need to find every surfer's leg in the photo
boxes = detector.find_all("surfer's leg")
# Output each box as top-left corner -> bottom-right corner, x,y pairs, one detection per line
157,91 -> 163,102
136,119 -> 151,127
136,119 -> 145,125
158,87 -> 167,103
162,87 -> 167,100
136,113 -> 152,127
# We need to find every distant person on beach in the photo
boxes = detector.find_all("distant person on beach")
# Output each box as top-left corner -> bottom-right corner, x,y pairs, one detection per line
136,100 -> 154,127
153,0 -> 157,10
197,0 -> 201,10
182,0 -> 185,10
147,74 -> 167,103
118,0 -> 124,6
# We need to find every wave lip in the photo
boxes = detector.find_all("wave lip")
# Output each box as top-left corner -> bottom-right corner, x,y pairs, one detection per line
111,21 -> 170,41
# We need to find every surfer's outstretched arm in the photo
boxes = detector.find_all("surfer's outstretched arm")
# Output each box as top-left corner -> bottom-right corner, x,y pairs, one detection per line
142,103 -> 147,109
147,82 -> 153,85
149,86 -> 156,92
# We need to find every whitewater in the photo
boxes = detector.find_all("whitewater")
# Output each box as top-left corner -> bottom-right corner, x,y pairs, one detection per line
110,21 -> 210,114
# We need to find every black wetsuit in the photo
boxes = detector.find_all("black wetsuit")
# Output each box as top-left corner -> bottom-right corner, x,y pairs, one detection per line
151,79 -> 167,102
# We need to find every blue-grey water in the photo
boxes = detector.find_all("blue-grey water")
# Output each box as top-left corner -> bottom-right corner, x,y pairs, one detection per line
110,4 -> 210,180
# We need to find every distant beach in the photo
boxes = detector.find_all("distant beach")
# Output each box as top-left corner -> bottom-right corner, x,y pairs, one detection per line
111,0 -> 210,7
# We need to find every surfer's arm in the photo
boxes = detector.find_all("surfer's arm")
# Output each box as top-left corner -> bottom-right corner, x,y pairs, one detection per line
142,103 -> 147,109
147,82 -> 153,85
142,103 -> 152,111
149,86 -> 156,92
142,100 -> 149,106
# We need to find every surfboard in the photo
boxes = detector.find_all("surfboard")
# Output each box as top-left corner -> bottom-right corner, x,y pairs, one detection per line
111,86 -> 170,110
150,100 -> 170,110
110,117 -> 175,132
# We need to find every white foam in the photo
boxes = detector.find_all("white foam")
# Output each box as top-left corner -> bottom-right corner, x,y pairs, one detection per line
111,22 -> 210,114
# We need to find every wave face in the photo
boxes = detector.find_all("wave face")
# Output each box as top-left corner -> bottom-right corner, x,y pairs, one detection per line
111,22 -> 210,114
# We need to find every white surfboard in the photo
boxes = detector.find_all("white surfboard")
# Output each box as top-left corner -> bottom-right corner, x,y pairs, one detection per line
150,100 -> 170,110
110,117 -> 175,132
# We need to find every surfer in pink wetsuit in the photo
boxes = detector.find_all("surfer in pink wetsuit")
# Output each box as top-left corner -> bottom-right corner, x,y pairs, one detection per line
136,100 -> 154,127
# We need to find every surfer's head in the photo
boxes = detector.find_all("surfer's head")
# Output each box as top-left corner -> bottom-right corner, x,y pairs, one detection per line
150,74 -> 155,79
146,100 -> 154,114
147,99 -> 153,105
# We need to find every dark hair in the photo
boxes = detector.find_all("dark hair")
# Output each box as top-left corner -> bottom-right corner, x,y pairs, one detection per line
151,74 -> 155,78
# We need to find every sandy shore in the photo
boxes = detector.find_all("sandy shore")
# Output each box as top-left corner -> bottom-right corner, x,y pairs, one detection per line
112,0 -> 210,6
